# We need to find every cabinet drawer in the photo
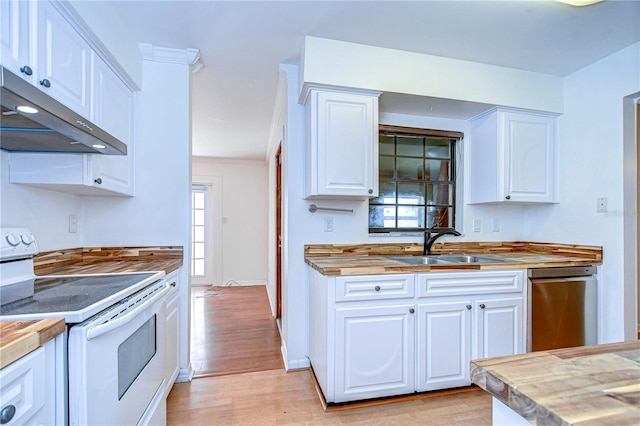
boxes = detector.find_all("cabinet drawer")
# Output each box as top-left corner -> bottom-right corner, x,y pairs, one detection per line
335,274 -> 414,302
417,270 -> 524,298
0,346 -> 46,426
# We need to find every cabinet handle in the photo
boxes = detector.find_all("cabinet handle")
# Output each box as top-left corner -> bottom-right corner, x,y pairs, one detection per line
505,195 -> 511,200
170,281 -> 177,287
374,285 -> 381,292
19,65 -> 33,76
479,304 -> 486,309
94,178 -> 103,185
368,189 -> 373,194
39,78 -> 51,88
409,308 -> 415,314
466,305 -> 472,310
0,404 -> 16,424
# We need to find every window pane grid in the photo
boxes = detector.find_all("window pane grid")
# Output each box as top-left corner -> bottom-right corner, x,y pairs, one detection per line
191,189 -> 206,277
370,130 -> 458,232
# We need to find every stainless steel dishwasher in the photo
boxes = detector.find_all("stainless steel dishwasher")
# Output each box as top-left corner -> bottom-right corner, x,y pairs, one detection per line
527,266 -> 597,352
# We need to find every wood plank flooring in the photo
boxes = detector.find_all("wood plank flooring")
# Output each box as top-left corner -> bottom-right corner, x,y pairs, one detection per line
190,285 -> 283,377
167,369 -> 492,425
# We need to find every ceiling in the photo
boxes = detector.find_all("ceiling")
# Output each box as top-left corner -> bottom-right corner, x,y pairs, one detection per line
104,0 -> 640,161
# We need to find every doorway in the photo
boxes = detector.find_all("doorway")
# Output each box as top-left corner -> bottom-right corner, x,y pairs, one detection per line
276,145 -> 283,320
190,177 -> 222,286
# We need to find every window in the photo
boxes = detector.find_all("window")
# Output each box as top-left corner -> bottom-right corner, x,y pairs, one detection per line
191,186 -> 207,277
369,125 -> 462,233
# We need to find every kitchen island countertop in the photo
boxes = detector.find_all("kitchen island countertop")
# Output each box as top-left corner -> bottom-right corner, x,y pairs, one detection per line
0,318 -> 65,369
470,341 -> 640,425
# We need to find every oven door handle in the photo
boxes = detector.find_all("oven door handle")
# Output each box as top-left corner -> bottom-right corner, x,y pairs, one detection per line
86,284 -> 169,340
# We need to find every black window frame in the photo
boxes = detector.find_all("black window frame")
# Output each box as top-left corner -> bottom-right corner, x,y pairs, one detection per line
369,125 -> 463,234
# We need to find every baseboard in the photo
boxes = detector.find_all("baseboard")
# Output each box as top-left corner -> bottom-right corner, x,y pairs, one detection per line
176,364 -> 195,383
220,280 -> 266,286
281,345 -> 310,371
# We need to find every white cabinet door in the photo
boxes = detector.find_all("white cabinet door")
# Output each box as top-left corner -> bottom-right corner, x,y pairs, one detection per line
36,1 -> 91,117
416,301 -> 471,391
305,88 -> 379,199
163,275 -> 180,396
469,108 -> 558,204
503,111 -> 557,203
0,0 -> 35,83
474,296 -> 524,359
334,304 -> 414,402
89,53 -> 135,196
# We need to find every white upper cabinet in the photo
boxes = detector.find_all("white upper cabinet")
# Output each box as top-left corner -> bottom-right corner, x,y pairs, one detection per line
304,87 -> 380,199
0,0 -> 35,83
36,0 -> 91,117
469,108 -> 559,204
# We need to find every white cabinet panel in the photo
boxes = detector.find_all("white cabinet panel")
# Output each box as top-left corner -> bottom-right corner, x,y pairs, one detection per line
163,270 -> 180,396
335,274 -> 414,302
469,108 -> 558,204
305,88 -> 379,199
335,304 -> 415,402
36,0 -> 90,117
0,0 -> 35,83
474,297 -> 523,359
416,301 -> 471,391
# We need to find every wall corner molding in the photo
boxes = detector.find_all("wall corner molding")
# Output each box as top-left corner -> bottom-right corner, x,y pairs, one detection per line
138,43 -> 201,66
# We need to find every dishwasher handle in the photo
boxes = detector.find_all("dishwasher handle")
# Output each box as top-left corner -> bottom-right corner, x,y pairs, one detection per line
528,265 -> 597,279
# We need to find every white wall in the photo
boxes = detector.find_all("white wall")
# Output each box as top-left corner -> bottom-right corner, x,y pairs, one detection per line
524,42 -> 640,343
0,151 -> 83,250
191,158 -> 268,285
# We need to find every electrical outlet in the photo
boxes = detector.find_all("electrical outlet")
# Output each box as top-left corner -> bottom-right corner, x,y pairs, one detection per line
69,214 -> 78,233
596,197 -> 608,213
473,219 -> 481,232
492,218 -> 500,232
323,216 -> 333,232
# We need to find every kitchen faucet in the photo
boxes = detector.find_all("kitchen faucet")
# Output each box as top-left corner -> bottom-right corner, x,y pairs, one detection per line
423,228 -> 462,255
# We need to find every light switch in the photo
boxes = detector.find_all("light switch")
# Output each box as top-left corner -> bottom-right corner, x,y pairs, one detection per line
69,214 -> 78,233
473,219 -> 481,232
324,217 -> 333,232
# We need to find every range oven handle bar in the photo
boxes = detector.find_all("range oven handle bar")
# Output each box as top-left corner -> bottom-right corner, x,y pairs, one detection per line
86,282 -> 169,340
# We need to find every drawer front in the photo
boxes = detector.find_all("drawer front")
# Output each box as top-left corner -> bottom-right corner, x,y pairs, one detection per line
0,346 -> 46,426
417,270 -> 524,298
335,274 -> 415,302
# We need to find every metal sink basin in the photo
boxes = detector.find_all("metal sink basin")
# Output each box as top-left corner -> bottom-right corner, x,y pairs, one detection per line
436,255 -> 508,264
387,256 -> 456,265
388,254 -> 508,265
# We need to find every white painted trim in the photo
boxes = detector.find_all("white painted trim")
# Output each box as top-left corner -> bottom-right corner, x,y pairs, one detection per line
281,342 -> 310,372
220,280 -> 266,287
176,364 -> 195,383
191,157 -> 267,166
138,42 -> 200,65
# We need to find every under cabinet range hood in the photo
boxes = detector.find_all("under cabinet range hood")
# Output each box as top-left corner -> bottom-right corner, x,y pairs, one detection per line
0,66 -> 127,155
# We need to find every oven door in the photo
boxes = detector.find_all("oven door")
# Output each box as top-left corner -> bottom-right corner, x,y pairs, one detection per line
67,280 -> 168,426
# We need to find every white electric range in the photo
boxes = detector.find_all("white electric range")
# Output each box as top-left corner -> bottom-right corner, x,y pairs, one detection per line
0,228 -> 169,425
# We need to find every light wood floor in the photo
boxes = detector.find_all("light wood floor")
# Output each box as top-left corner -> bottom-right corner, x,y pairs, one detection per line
167,369 -> 492,425
169,285 -> 492,425
190,285 -> 283,377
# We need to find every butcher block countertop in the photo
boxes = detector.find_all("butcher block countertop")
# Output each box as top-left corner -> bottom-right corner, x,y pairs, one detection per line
33,246 -> 183,276
470,341 -> 640,425
0,318 -> 65,369
304,242 -> 602,276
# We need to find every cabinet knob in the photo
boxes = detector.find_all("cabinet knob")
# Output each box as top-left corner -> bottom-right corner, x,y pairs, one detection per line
39,78 -> 51,88
368,189 -> 373,194
409,308 -> 415,314
170,281 -> 177,287
94,178 -> 103,185
19,65 -> 33,76
0,404 -> 16,424
374,285 -> 381,292
505,195 -> 511,200
466,305 -> 472,310
479,304 -> 486,309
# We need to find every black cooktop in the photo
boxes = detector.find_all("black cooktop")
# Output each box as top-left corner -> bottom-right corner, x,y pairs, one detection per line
0,273 -> 157,319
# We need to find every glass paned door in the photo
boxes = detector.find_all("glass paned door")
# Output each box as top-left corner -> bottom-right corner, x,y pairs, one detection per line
191,186 -> 207,278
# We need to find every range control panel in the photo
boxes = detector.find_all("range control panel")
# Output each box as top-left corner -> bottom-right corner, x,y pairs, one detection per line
0,228 -> 38,261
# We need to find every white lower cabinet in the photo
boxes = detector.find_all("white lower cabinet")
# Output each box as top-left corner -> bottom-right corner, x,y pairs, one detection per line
335,304 -> 415,402
163,269 -> 180,396
309,268 -> 526,403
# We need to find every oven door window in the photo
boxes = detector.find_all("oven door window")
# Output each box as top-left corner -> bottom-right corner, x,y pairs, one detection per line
118,315 -> 156,400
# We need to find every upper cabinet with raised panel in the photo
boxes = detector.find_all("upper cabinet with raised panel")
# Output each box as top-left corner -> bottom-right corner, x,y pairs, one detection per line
0,0 -> 35,83
304,87 -> 380,199
469,108 -> 559,204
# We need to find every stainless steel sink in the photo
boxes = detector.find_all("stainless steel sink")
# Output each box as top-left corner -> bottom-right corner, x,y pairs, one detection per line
387,256 -> 456,265
388,254 -> 508,265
